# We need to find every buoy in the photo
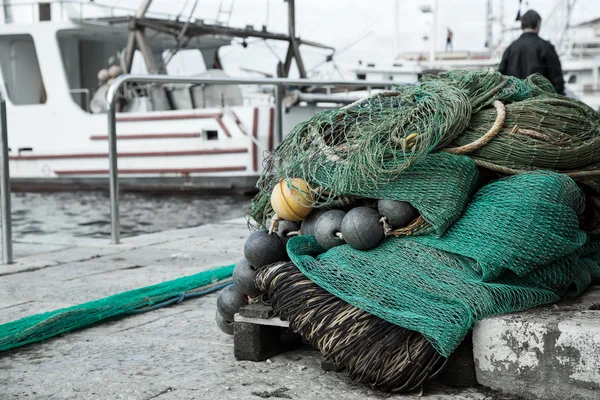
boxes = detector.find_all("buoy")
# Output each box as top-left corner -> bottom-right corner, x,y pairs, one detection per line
244,229 -> 288,268
276,220 -> 300,245
97,69 -> 110,83
215,310 -> 234,335
270,178 -> 313,221
378,200 -> 418,228
341,207 -> 384,251
315,210 -> 346,250
300,209 -> 326,236
216,284 -> 247,321
232,258 -> 261,297
108,65 -> 122,78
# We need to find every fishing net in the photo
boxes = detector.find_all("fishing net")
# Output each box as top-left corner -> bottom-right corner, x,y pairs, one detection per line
247,69 -> 600,368
256,262 -> 447,392
0,264 -> 234,352
453,97 -> 600,173
250,70 -> 534,228
285,171 -> 600,357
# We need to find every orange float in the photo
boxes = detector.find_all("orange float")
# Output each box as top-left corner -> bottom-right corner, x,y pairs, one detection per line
270,178 -> 313,221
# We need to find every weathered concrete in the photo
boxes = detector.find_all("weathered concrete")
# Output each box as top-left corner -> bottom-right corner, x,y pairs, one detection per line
0,220 -> 494,400
473,285 -> 600,400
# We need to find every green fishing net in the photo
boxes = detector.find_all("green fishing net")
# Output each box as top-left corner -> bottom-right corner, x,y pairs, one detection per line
251,70 -> 600,359
286,171 -> 600,357
250,70 -> 532,227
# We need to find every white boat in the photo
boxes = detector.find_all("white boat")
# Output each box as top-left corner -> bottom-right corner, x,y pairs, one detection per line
0,0 -> 359,193
340,0 -> 600,111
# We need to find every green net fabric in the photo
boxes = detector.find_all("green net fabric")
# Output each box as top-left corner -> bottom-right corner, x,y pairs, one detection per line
0,264 -> 234,352
286,171 -> 600,357
413,171 -> 587,280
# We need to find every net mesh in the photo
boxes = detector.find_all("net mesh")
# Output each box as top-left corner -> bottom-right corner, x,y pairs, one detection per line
250,70 -> 535,228
285,171 -> 600,357
0,264 -> 234,352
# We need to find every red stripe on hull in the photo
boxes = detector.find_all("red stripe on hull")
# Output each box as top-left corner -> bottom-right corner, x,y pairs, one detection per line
215,116 -> 232,137
11,148 -> 248,160
116,113 -> 222,122
252,108 -> 259,172
54,166 -> 247,176
90,133 -> 202,141
230,110 -> 249,135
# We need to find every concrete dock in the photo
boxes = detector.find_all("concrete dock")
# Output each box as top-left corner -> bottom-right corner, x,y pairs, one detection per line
0,218 -> 598,399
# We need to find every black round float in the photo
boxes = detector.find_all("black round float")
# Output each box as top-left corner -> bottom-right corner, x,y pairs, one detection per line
378,200 -> 418,229
341,207 -> 384,250
276,221 -> 301,245
215,310 -> 234,335
244,229 -> 288,268
216,284 -> 247,321
300,209 -> 326,236
232,258 -> 262,297
314,210 -> 347,250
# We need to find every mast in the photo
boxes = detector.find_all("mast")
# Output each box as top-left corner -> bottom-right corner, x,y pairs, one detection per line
485,0 -> 493,48
395,0 -> 400,57
429,0 -> 439,69
2,0 -> 13,24
124,0 -> 158,74
285,0 -> 307,78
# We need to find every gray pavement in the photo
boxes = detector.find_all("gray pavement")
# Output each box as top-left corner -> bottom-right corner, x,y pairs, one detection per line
0,218 -> 587,399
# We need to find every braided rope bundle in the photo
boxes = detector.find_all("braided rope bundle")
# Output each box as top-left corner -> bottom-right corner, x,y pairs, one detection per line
256,262 -> 447,392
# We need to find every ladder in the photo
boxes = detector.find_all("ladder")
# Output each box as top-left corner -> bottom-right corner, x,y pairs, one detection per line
215,0 -> 235,26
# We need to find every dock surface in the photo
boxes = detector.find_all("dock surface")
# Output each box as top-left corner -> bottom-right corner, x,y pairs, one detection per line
0,218 -> 596,399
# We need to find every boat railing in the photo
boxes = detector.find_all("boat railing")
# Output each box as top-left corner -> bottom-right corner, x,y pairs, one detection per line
0,76 -> 392,264
106,75 -> 393,245
1,1 -> 192,23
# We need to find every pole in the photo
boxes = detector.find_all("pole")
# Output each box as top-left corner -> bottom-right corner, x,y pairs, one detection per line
395,0 -> 400,57
485,0 -> 493,48
136,0 -> 153,17
105,75 -> 392,243
274,84 -> 284,144
430,0 -> 439,69
286,0 -> 307,78
0,89 -> 13,264
106,81 -> 121,245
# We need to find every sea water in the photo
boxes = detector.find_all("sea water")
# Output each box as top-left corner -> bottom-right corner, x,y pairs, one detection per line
9,191 -> 251,240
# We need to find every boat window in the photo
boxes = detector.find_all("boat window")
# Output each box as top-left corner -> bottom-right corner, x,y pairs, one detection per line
205,130 -> 219,140
0,34 -> 46,105
57,30 -> 130,112
568,74 -> 577,84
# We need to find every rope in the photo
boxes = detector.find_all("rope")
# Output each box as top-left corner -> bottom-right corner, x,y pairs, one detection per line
443,100 -> 505,155
128,281 -> 232,314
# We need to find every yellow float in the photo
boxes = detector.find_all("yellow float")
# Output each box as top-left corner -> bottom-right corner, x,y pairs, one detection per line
271,178 -> 313,221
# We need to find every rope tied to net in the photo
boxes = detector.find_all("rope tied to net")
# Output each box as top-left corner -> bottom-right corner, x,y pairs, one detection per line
443,100 -> 505,155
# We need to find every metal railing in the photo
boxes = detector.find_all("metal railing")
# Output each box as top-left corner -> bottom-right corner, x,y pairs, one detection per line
0,89 -> 12,264
106,75 -> 393,244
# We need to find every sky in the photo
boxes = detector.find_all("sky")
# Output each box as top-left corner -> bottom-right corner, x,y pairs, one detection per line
96,0 -> 600,77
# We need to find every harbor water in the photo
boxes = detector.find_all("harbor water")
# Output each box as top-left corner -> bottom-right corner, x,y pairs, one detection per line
8,191 -> 251,241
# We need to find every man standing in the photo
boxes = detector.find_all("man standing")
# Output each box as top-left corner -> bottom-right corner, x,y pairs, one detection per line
446,28 -> 453,51
498,10 -> 565,94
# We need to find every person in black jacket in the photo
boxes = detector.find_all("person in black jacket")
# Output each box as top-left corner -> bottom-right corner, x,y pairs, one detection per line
498,10 -> 565,94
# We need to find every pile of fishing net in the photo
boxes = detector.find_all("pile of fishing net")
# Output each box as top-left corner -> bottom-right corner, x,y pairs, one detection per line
242,70 -> 600,392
